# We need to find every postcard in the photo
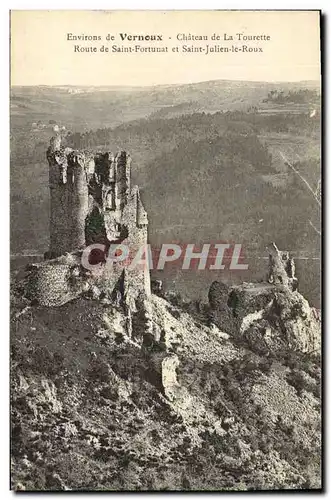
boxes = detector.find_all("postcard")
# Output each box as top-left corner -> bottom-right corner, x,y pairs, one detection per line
10,10 -> 321,491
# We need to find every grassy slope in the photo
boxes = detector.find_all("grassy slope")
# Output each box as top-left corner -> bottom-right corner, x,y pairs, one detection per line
11,293 -> 321,491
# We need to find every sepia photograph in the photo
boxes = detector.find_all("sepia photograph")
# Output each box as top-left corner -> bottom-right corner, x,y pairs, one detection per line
10,10 -> 322,491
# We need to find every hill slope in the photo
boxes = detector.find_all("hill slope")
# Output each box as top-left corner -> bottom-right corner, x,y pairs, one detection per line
11,282 -> 321,491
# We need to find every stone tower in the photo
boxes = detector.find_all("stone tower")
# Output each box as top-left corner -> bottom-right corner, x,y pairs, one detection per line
26,133 -> 150,307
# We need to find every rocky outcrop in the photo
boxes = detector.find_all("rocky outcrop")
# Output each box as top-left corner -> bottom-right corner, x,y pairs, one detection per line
227,283 -> 320,355
208,243 -> 321,355
161,355 -> 180,401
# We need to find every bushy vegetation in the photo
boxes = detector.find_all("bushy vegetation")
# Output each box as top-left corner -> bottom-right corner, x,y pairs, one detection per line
66,109 -> 320,152
264,89 -> 320,105
11,290 -> 321,491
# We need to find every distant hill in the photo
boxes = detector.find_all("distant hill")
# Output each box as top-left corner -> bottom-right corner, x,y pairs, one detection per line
11,79 -> 320,131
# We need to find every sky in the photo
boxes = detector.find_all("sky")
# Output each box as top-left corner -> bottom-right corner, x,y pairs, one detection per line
10,10 -> 321,86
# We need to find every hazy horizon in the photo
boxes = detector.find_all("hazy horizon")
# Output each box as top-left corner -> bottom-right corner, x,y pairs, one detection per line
11,78 -> 321,89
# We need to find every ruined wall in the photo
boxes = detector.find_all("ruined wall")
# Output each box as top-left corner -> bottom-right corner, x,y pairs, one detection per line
47,148 -> 71,257
267,242 -> 298,291
25,255 -> 87,307
69,153 -> 90,251
101,184 -> 150,307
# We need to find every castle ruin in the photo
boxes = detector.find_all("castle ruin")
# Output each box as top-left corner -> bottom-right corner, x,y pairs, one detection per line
26,132 -> 151,307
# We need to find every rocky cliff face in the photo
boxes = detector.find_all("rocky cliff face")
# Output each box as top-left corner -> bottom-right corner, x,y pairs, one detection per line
209,282 -> 320,356
11,255 -> 321,491
208,243 -> 320,356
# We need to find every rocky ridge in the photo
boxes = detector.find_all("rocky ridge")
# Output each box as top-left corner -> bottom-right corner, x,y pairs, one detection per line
11,244 -> 321,491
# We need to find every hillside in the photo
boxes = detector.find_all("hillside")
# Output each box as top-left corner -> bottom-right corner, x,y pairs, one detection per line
11,278 -> 321,491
